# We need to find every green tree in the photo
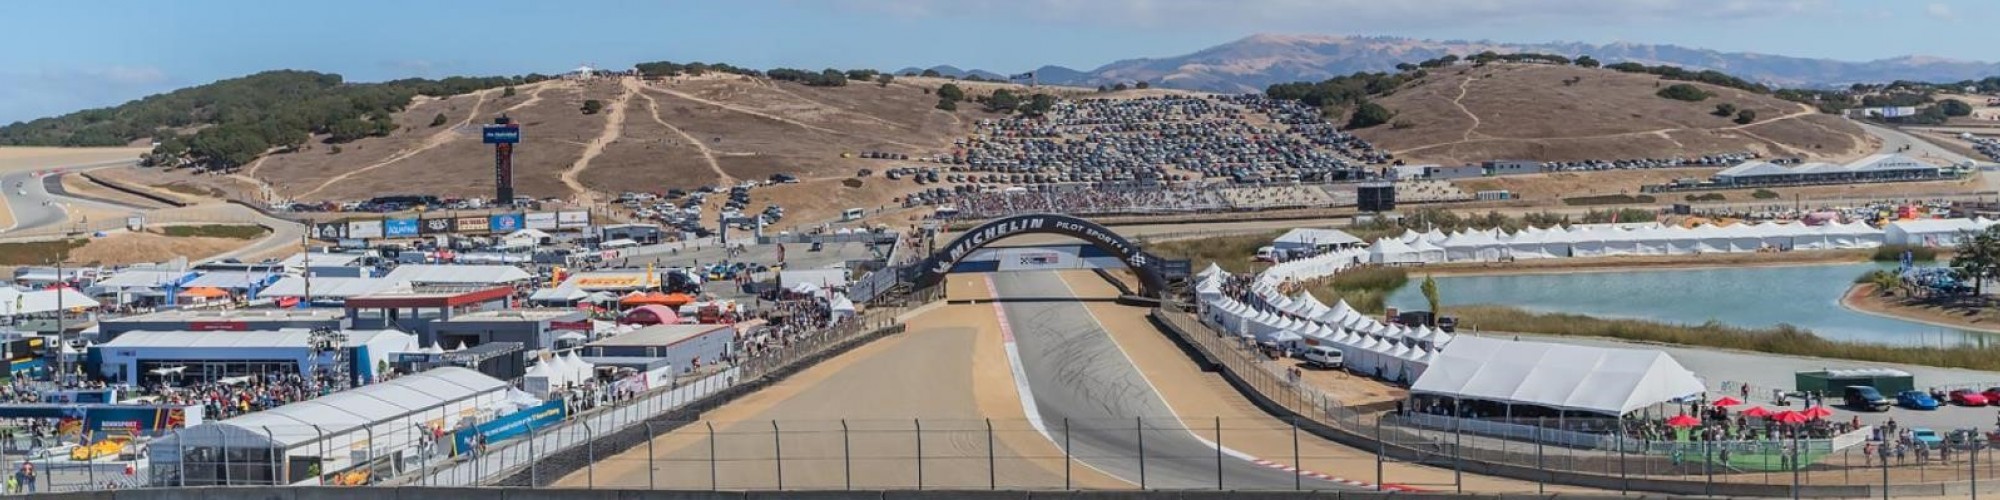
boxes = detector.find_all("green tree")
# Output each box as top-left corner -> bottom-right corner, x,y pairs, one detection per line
1713,103 -> 1737,117
1734,109 -> 1758,125
920,69 -> 942,77
1020,93 -> 1057,116
935,97 -> 958,111
1112,82 -> 1128,91
875,74 -> 894,87
581,99 -> 604,114
1394,63 -> 1419,72
1346,100 -> 1394,129
1941,99 -> 1975,117
815,69 -> 849,87
986,89 -> 1020,112
1135,81 -> 1150,89
328,118 -> 374,142
1656,83 -> 1712,102
1420,274 -> 1442,319
430,112 -> 448,127
1952,225 -> 2000,295
1575,55 -> 1601,68
503,86 -> 517,97
937,83 -> 965,102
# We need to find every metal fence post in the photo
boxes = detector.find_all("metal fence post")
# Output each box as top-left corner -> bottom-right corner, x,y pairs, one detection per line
645,421 -> 656,490
1137,416 -> 1147,490
1297,415 -> 1305,491
529,425 -> 538,487
1214,416 -> 1223,491
584,421 -> 595,488
1063,418 -> 1072,491
771,420 -> 782,490
260,426 -> 278,485
716,422 -> 724,488
1974,441 -> 1981,500
1453,412 -> 1463,493
987,418 -> 997,490
1537,416 -> 1547,495
841,419 -> 851,491
1375,416 -> 1384,491
914,418 -> 924,490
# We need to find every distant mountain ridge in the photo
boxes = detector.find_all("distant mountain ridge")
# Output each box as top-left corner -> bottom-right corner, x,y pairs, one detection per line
947,34 -> 2000,93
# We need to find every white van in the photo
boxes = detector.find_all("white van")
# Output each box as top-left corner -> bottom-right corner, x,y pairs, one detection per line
600,238 -> 641,250
1302,346 -> 1344,369
841,208 -> 865,222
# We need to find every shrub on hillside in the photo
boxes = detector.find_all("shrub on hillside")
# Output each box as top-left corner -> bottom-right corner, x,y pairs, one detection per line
1684,193 -> 1725,202
1657,84 -> 1712,102
1713,103 -> 1737,117
1751,188 -> 1780,199
1346,101 -> 1394,129
429,113 -> 447,127
1735,109 -> 1758,125
581,99 -> 604,115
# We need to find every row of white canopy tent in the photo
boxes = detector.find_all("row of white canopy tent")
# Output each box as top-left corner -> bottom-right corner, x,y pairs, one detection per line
1196,252 -> 1449,383
522,351 -> 598,397
1369,221 -> 1887,264
1201,238 -> 1710,416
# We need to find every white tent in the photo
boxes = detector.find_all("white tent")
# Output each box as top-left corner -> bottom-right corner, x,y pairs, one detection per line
1368,238 -> 1421,265
1407,238 -> 1447,264
1410,336 -> 1706,415
0,287 -> 99,316
565,351 -> 595,383
1441,230 -> 1505,262
829,293 -> 857,322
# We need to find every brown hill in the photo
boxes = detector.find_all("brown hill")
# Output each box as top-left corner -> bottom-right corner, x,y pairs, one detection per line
1355,64 -> 1876,165
237,75 -> 1012,204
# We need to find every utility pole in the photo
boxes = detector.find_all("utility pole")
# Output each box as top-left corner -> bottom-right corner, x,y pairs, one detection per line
301,232 -> 311,308
53,257 -> 65,387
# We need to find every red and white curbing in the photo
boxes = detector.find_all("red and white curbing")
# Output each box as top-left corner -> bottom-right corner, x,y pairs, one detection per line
1249,458 -> 1419,492
984,275 -> 1422,493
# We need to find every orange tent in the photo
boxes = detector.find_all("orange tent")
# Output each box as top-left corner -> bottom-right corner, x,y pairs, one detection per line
178,287 -> 230,299
660,293 -> 695,307
619,292 -> 676,306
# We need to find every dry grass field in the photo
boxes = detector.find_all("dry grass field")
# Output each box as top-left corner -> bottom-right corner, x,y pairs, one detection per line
215,74 -> 1014,204
1360,64 -> 1874,164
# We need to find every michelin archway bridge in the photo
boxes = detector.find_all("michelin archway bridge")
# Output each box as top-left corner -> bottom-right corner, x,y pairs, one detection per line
908,213 -> 1187,297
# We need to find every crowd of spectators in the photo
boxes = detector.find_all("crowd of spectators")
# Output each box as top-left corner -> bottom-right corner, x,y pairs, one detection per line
141,373 -> 341,420
738,293 -> 839,361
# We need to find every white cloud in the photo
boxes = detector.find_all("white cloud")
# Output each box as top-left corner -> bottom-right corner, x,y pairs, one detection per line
1926,3 -> 1955,20
821,0 -> 1831,29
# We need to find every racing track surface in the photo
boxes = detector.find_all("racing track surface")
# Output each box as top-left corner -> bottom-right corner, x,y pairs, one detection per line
991,271 -> 1360,490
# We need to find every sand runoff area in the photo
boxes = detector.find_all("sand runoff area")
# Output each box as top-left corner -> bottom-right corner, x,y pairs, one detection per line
560,270 -> 1594,493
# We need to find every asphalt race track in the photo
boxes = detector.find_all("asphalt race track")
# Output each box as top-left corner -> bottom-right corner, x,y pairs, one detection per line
991,271 -> 1360,490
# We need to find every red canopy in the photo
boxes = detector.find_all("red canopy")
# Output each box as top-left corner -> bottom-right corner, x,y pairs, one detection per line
621,305 -> 681,325
1801,406 -> 1833,419
1665,414 -> 1702,428
1711,396 -> 1743,407
1739,406 -> 1773,418
1772,411 -> 1810,424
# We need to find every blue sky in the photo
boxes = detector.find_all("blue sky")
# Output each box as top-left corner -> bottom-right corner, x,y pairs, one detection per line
2,0 -> 1993,124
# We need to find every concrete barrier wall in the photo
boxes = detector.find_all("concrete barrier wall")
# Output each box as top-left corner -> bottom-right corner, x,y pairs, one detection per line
23,486 -> 1659,499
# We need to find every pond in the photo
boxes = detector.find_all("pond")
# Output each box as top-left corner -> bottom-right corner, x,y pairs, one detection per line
1383,262 -> 1992,346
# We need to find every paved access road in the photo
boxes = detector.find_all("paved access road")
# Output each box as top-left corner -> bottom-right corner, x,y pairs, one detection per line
991,271 -> 1359,490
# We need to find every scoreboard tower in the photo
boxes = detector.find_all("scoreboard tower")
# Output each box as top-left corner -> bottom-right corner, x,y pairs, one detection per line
482,115 -> 523,204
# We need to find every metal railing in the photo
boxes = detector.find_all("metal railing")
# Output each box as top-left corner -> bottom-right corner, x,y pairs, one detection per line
1153,300 -> 2000,497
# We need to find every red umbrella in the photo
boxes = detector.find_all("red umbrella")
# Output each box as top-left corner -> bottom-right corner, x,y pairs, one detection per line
1666,414 -> 1702,428
1711,396 -> 1743,407
1740,406 -> 1773,418
1772,411 -> 1810,424
1801,405 -> 1833,419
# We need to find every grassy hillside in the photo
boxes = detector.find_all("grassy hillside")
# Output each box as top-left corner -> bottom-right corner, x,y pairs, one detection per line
0,70 -> 546,169
1355,64 -> 1873,163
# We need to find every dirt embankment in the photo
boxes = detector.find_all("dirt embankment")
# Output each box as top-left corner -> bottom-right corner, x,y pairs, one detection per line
1843,283 -> 2000,334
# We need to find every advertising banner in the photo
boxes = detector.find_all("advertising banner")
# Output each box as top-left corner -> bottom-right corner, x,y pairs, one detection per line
525,212 -> 558,230
346,219 -> 384,239
384,218 -> 421,238
312,222 -> 348,241
452,399 -> 564,454
489,213 -> 526,233
456,216 -> 491,234
557,210 -> 589,228
420,217 -> 455,235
